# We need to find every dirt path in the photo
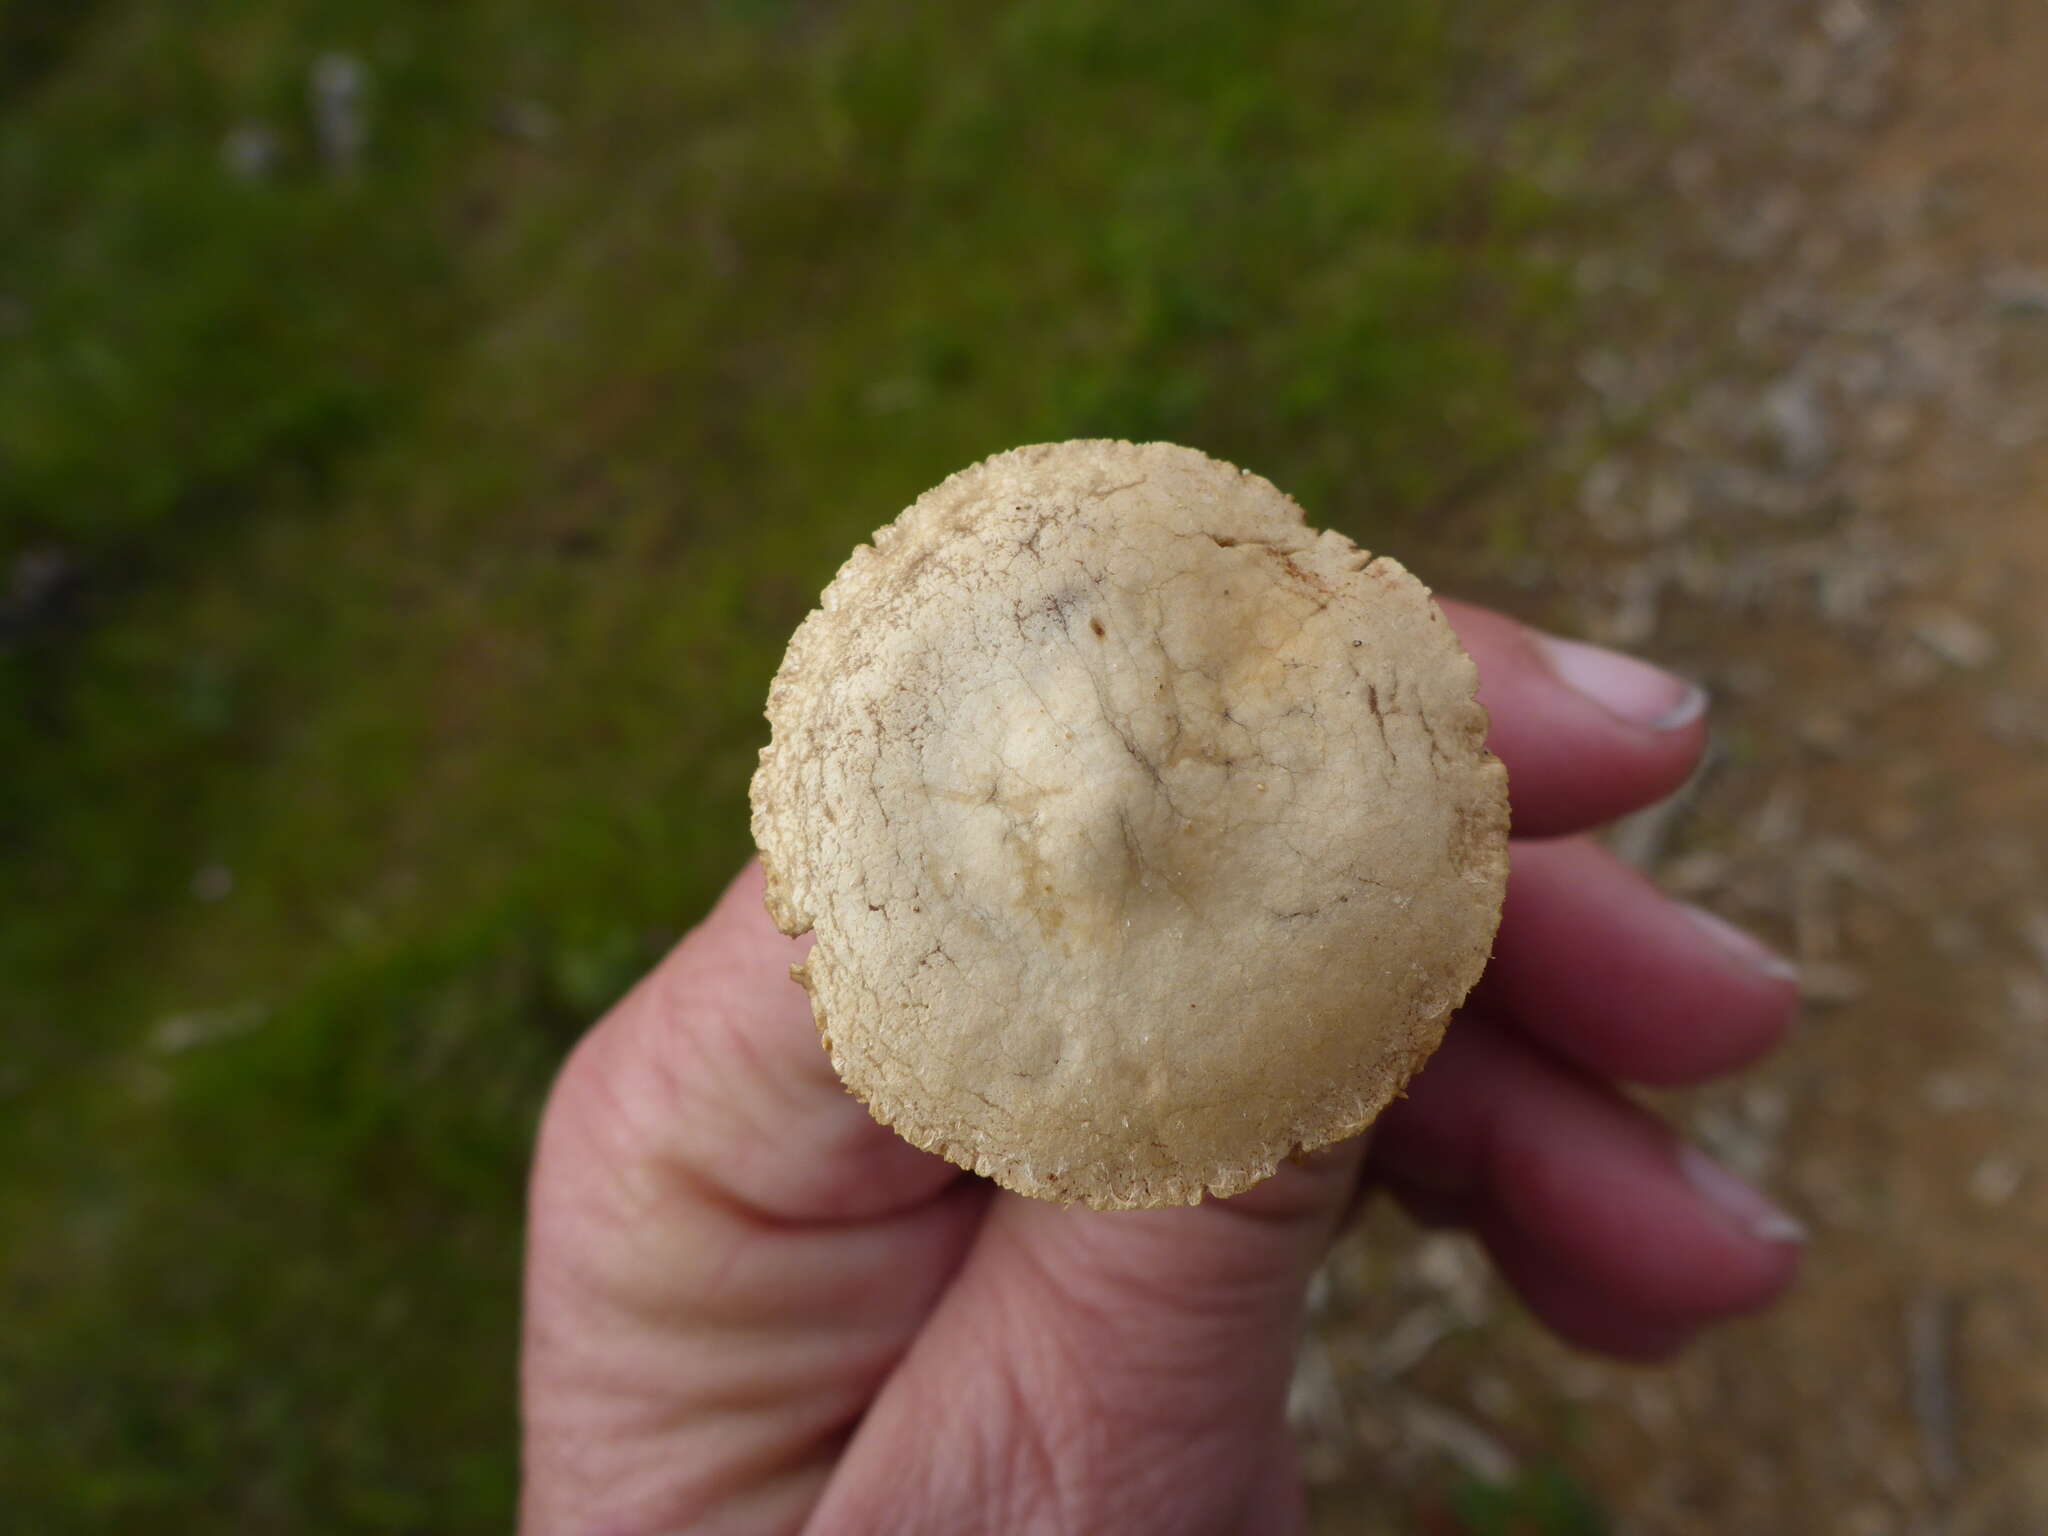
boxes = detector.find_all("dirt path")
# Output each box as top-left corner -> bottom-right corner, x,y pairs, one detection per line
1304,4 -> 2048,1531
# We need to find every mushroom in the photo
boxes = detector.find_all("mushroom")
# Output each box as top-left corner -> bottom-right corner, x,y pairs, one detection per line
751,441 -> 1509,1209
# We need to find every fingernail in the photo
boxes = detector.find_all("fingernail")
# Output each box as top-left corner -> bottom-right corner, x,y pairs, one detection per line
1679,1145 -> 1809,1246
1679,903 -> 1803,985
1535,634 -> 1707,731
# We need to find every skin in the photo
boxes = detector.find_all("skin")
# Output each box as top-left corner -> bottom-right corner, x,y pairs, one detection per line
520,599 -> 1805,1535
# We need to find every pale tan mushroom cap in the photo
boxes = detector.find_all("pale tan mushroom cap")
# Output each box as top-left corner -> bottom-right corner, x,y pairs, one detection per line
751,440 -> 1509,1209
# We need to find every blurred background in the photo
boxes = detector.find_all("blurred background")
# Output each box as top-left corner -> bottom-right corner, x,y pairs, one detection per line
4,1 -> 2045,1531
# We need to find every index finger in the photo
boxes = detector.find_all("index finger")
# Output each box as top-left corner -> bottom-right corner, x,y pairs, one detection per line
1438,599 -> 1709,838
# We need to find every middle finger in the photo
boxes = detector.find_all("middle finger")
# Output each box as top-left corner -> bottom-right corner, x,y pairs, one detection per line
1474,836 -> 1801,1086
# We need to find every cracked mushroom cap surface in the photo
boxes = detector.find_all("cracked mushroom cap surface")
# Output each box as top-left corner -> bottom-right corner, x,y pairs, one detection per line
751,440 -> 1509,1209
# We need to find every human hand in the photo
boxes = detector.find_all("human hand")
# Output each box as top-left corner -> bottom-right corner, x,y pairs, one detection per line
519,600 -> 1804,1535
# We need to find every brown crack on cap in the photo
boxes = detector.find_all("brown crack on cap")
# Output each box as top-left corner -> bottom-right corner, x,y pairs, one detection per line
750,440 -> 1509,1209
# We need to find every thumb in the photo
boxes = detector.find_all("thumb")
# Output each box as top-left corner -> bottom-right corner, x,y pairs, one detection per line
979,1138 -> 1366,1367
810,1142 -> 1365,1535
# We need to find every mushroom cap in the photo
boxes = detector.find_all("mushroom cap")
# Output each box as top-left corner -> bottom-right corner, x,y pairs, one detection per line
751,441 -> 1509,1209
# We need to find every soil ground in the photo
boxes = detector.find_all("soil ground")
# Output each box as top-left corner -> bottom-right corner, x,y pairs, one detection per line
1307,3 -> 2048,1531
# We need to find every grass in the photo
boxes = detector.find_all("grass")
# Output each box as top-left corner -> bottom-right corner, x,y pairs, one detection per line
1453,1462 -> 1610,1536
2,1 -> 1591,1527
